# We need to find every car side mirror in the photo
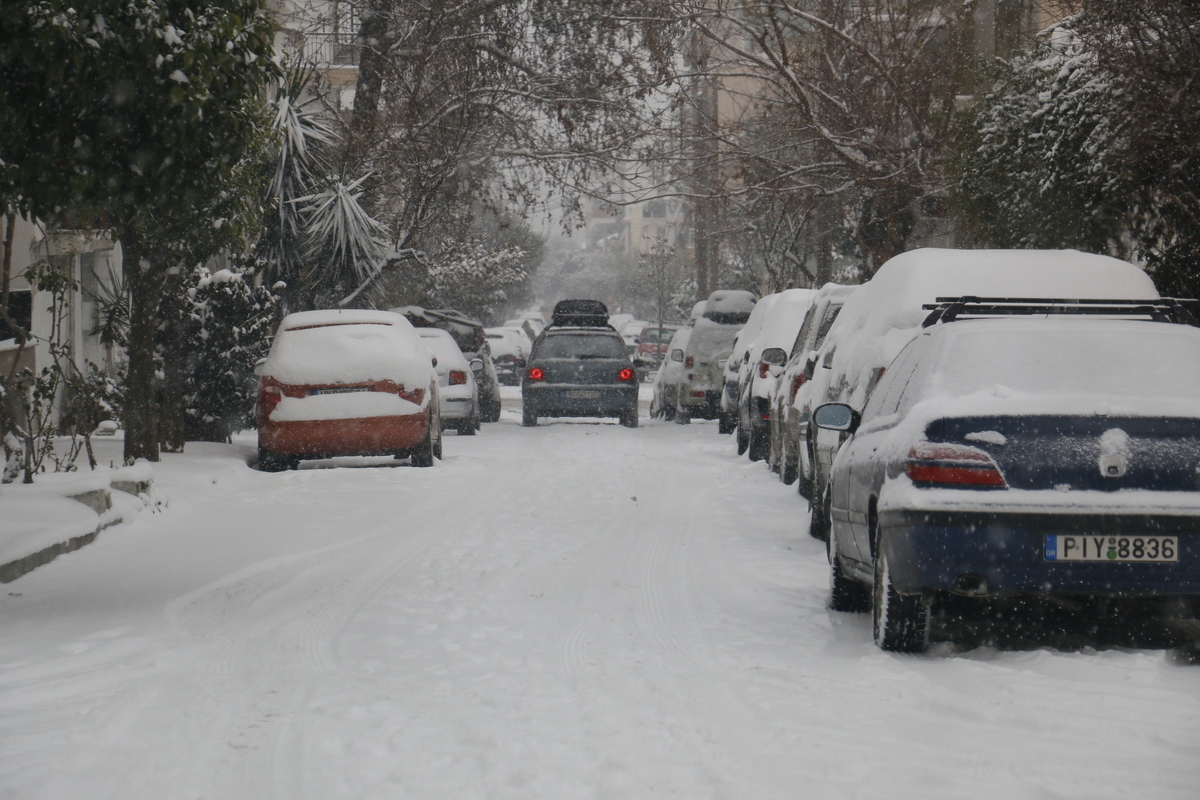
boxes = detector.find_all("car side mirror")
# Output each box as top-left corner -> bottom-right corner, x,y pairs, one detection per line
431,356 -> 438,368
813,402 -> 860,433
761,347 -> 787,366
253,358 -> 267,377
671,350 -> 683,362
470,358 -> 484,372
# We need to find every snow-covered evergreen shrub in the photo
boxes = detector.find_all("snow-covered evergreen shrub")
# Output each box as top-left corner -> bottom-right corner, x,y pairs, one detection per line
181,262 -> 280,442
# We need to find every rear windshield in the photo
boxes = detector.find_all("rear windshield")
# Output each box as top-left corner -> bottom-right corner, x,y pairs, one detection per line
536,332 -> 626,359
640,327 -> 676,345
688,325 -> 739,360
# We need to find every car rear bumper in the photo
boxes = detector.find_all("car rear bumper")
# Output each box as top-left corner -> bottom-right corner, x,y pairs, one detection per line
522,383 -> 637,416
878,508 -> 1200,597
259,414 -> 430,457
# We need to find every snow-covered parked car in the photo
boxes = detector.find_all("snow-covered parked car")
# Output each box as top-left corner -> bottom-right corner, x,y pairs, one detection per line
816,298 -> 1200,652
255,310 -> 441,471
806,248 -> 1160,541
633,322 -> 682,376
679,290 -> 756,425
649,326 -> 692,420
733,288 -> 816,462
768,283 -> 855,489
416,327 -> 482,435
485,326 -> 530,385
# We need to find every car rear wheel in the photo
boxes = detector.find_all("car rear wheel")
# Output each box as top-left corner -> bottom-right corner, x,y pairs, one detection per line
619,408 -> 638,428
809,487 -> 831,541
411,423 -> 436,467
735,422 -> 749,455
829,529 -> 871,613
522,406 -> 538,427
747,424 -> 768,462
257,446 -> 297,473
674,404 -> 690,424
872,544 -> 932,652
717,411 -> 735,434
482,397 -> 501,423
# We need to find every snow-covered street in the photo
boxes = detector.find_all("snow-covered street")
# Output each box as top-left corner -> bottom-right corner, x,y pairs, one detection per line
3,411 -> 1200,800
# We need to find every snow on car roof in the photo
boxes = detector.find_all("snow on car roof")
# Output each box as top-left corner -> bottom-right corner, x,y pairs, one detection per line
416,328 -> 470,369
824,248 -> 1158,407
917,317 -> 1200,413
278,308 -> 410,331
265,310 -> 432,387
748,288 -> 817,360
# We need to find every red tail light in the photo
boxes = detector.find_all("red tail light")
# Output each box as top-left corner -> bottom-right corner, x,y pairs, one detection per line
758,361 -> 771,379
789,373 -> 808,404
527,367 -> 545,381
399,385 -> 425,405
906,443 -> 1006,488
617,368 -> 635,382
685,356 -> 694,368
449,370 -> 468,386
259,379 -> 283,410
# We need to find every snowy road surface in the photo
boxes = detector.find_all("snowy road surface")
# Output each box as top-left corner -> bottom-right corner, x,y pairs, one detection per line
3,410 -> 1200,799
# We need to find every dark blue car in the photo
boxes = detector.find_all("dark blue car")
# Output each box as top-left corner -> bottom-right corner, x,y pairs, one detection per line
814,300 -> 1200,651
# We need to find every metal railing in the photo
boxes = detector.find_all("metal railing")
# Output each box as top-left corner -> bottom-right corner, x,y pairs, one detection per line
284,32 -> 361,67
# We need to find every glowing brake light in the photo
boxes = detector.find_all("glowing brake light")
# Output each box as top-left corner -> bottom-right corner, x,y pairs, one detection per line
617,368 -> 635,382
906,443 -> 1006,488
449,370 -> 468,386
527,367 -> 545,381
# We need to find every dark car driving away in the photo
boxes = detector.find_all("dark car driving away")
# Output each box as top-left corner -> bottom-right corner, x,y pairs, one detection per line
522,300 -> 640,428
815,297 -> 1200,652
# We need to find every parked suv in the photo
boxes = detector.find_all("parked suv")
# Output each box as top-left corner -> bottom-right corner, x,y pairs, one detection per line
521,300 -> 640,427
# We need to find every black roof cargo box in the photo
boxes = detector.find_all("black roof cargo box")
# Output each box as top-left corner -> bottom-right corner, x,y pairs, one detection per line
552,299 -> 609,327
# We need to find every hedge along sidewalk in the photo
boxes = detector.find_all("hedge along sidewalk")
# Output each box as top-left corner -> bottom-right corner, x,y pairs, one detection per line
0,461 -> 155,584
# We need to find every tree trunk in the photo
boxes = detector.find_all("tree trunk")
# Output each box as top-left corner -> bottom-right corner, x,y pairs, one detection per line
157,268 -> 186,453
348,6 -> 390,167
122,227 -> 168,463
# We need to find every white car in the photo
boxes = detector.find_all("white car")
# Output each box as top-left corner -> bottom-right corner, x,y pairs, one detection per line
649,327 -> 692,420
416,328 -> 481,435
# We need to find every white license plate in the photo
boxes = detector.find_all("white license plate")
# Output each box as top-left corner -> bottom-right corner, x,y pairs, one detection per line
566,390 -> 601,399
311,386 -> 369,395
1045,535 -> 1179,562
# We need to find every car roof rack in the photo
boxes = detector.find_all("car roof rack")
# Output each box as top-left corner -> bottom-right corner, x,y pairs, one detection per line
920,297 -> 1200,328
549,299 -> 612,329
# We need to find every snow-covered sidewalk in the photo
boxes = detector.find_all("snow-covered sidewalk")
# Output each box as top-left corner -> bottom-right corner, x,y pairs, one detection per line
1,412 -> 1198,799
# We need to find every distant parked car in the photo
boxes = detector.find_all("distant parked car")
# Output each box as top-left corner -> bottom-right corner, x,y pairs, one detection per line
718,291 -> 769,434
816,299 -> 1200,652
634,322 -> 682,377
416,328 -> 481,435
768,284 -> 856,490
649,326 -> 692,420
679,290 -> 755,425
485,326 -> 529,385
393,306 -> 501,423
734,288 -> 816,461
806,248 -> 1160,542
522,300 -> 640,427
255,310 -> 441,471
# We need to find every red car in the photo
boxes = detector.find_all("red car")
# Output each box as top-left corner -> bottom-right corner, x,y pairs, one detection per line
256,310 -> 441,471
633,323 -> 681,373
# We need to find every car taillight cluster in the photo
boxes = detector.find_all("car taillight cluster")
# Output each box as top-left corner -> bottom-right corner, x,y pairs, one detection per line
449,370 -> 468,385
259,380 -> 283,410
906,443 -> 1007,488
399,386 -> 425,405
617,368 -> 636,382
758,361 -> 771,379
685,356 -> 694,368
789,373 -> 808,404
527,367 -> 545,381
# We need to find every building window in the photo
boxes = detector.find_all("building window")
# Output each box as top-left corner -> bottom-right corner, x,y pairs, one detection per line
2,290 -> 31,341
643,200 -> 666,219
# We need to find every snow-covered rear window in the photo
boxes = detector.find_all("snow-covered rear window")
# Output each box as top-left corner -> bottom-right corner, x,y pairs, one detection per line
264,312 -> 432,388
417,329 -> 469,369
688,322 -> 739,360
925,320 -> 1200,401
536,333 -> 626,359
